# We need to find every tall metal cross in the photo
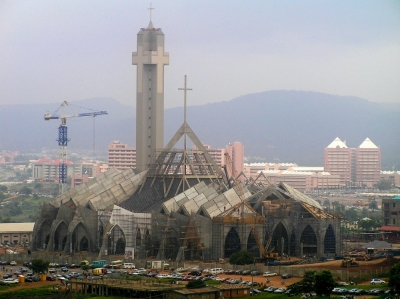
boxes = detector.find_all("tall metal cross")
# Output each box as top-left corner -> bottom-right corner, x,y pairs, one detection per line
178,75 -> 192,151
148,3 -> 155,22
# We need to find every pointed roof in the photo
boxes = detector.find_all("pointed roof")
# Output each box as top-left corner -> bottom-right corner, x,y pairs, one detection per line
326,137 -> 348,148
147,21 -> 154,29
359,138 -> 378,148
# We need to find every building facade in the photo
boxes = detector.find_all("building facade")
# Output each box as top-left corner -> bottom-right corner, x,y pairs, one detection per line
324,137 -> 381,187
108,141 -> 136,170
33,158 -> 74,183
0,223 -> 34,244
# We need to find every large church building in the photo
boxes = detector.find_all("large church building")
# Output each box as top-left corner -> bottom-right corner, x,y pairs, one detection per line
32,19 -> 341,262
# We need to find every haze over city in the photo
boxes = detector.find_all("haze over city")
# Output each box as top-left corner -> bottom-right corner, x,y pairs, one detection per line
1,0 -> 400,109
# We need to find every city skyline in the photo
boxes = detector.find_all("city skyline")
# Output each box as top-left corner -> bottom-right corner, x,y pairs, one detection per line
1,1 -> 399,109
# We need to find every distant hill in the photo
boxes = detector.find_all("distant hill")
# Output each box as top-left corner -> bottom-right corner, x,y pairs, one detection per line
0,91 -> 399,169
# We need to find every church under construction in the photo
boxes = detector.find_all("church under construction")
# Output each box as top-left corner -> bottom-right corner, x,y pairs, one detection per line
32,19 -> 341,261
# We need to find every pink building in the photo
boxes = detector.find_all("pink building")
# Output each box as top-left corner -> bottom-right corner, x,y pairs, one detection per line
108,141 -> 136,170
254,168 -> 341,192
225,142 -> 244,177
356,138 -> 381,187
193,142 -> 245,176
324,137 -> 381,188
324,137 -> 351,185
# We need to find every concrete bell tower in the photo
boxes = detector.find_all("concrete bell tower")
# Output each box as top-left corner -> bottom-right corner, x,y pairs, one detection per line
132,20 -> 169,171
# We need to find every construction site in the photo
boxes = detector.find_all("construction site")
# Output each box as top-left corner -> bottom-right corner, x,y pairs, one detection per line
32,120 -> 341,262
32,20 -> 341,262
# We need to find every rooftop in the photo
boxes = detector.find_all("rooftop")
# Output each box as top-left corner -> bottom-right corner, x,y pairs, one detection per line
0,223 -> 35,233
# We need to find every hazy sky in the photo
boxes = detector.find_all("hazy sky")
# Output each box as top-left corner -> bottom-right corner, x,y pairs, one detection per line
1,0 -> 399,109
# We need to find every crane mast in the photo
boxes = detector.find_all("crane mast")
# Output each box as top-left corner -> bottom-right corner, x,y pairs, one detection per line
44,101 -> 108,195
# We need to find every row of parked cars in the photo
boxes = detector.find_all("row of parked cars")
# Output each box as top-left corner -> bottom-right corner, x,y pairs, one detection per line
0,261 -> 17,266
332,287 -> 390,295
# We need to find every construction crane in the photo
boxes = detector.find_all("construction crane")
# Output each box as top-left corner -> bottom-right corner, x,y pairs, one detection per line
44,101 -> 108,195
224,152 -> 277,260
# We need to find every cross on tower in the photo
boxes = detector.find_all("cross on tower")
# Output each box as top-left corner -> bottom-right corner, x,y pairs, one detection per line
148,3 -> 155,22
178,75 -> 192,150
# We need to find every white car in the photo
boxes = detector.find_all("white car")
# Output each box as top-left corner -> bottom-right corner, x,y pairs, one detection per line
2,278 -> 19,284
10,261 -> 17,266
274,288 -> 287,293
263,272 -> 277,277
371,278 -> 385,285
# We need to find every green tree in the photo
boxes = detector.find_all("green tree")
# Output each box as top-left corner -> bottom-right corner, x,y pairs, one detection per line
375,179 -> 393,191
323,199 -> 330,207
229,250 -> 254,265
359,219 -> 375,231
344,208 -> 358,222
389,262 -> 400,293
360,207 -> 368,218
34,183 -> 43,190
31,258 -> 50,274
187,280 -> 206,289
315,270 -> 336,296
369,200 -> 378,210
287,271 -> 315,295
20,185 -> 32,195
0,185 -> 7,192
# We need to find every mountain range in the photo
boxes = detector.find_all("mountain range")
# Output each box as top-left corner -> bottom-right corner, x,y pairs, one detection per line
1,90 -> 399,169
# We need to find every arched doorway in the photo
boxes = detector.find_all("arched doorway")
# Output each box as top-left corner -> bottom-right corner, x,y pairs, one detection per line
107,225 -> 126,255
162,228 -> 179,260
271,222 -> 288,256
224,227 -> 241,257
80,236 -> 89,251
115,238 -> 125,255
35,220 -> 51,250
247,230 -> 260,258
54,221 -> 68,251
324,224 -> 336,254
289,229 -> 296,257
136,228 -> 141,246
300,225 -> 318,255
71,223 -> 90,253
98,224 -> 104,248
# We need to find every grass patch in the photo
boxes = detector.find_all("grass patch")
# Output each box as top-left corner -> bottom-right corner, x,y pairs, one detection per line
205,280 -> 222,286
0,287 -> 60,298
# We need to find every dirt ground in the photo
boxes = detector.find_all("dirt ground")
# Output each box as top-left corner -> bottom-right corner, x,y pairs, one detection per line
290,256 -> 400,276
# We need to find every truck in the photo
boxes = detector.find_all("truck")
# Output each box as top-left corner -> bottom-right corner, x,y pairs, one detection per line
146,260 -> 169,270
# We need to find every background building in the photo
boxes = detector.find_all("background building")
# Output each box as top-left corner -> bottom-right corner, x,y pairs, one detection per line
108,141 -> 136,170
33,158 -> 74,183
324,137 -> 381,188
0,223 -> 34,244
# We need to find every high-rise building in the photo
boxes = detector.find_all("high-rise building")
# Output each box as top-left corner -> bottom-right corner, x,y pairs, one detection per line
132,21 -> 169,171
324,137 -> 381,187
192,142 -> 244,175
356,138 -> 381,187
108,141 -> 136,170
225,142 -> 244,177
324,137 -> 351,185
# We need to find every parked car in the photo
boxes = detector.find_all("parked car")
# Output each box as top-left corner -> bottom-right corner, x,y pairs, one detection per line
264,286 -> 278,292
263,272 -> 277,277
61,267 -> 68,272
2,274 -> 12,279
242,270 -> 251,275
250,271 -> 260,276
281,273 -> 293,279
338,282 -> 349,286
2,278 -> 19,285
10,261 -> 17,266
46,276 -> 56,281
371,278 -> 386,285
189,270 -> 202,276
